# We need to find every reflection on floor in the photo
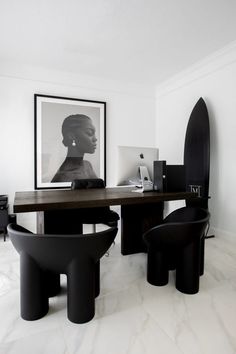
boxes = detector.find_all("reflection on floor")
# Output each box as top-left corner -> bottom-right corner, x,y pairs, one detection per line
0,228 -> 236,354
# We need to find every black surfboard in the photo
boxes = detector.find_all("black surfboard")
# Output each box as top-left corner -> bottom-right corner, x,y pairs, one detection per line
184,98 -> 210,209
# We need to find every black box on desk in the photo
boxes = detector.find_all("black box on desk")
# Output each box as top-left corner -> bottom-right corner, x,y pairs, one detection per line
153,160 -> 167,192
153,161 -> 186,192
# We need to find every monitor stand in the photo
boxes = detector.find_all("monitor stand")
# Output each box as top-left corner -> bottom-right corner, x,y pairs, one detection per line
132,166 -> 153,192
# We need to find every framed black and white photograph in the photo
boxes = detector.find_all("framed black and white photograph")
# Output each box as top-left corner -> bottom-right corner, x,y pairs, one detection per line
34,94 -> 106,189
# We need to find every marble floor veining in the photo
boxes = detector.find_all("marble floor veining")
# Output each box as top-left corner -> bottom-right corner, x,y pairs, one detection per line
0,230 -> 236,354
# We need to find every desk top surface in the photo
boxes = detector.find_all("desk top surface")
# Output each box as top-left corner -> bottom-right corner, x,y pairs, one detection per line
13,187 -> 196,213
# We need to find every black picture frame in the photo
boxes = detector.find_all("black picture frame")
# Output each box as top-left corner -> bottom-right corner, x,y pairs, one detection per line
34,94 -> 106,189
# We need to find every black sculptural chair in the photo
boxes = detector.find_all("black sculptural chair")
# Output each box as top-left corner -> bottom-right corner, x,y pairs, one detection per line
71,178 -> 120,232
7,223 -> 117,323
143,207 -> 210,294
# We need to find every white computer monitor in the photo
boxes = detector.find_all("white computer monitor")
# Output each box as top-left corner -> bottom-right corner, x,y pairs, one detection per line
117,146 -> 159,186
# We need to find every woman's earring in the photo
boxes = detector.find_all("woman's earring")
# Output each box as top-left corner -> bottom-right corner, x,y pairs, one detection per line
72,139 -> 76,147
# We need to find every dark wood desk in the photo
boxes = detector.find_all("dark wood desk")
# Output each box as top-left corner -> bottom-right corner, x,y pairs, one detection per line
14,188 -> 196,255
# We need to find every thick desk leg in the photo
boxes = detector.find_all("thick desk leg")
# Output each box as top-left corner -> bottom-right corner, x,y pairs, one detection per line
121,202 -> 164,255
37,210 -> 83,234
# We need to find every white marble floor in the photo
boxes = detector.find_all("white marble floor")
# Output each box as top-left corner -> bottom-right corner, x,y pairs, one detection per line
0,230 -> 236,354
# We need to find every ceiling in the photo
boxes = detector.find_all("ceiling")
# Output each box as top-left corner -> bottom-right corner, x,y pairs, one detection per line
1,0 -> 236,86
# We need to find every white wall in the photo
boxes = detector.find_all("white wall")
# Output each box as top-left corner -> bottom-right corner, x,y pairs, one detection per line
0,65 -> 156,230
156,43 -> 236,238
4,43 -> 236,239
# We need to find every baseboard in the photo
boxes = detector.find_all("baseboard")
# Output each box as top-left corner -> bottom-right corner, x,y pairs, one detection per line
209,226 -> 236,242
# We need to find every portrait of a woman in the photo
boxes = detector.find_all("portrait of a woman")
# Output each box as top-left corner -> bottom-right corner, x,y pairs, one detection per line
51,114 -> 98,182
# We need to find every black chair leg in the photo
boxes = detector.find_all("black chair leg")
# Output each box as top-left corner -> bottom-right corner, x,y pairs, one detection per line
176,241 -> 200,294
67,259 -> 95,323
20,254 -> 48,320
3,227 -> 7,241
147,249 -> 169,286
205,222 -> 215,239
